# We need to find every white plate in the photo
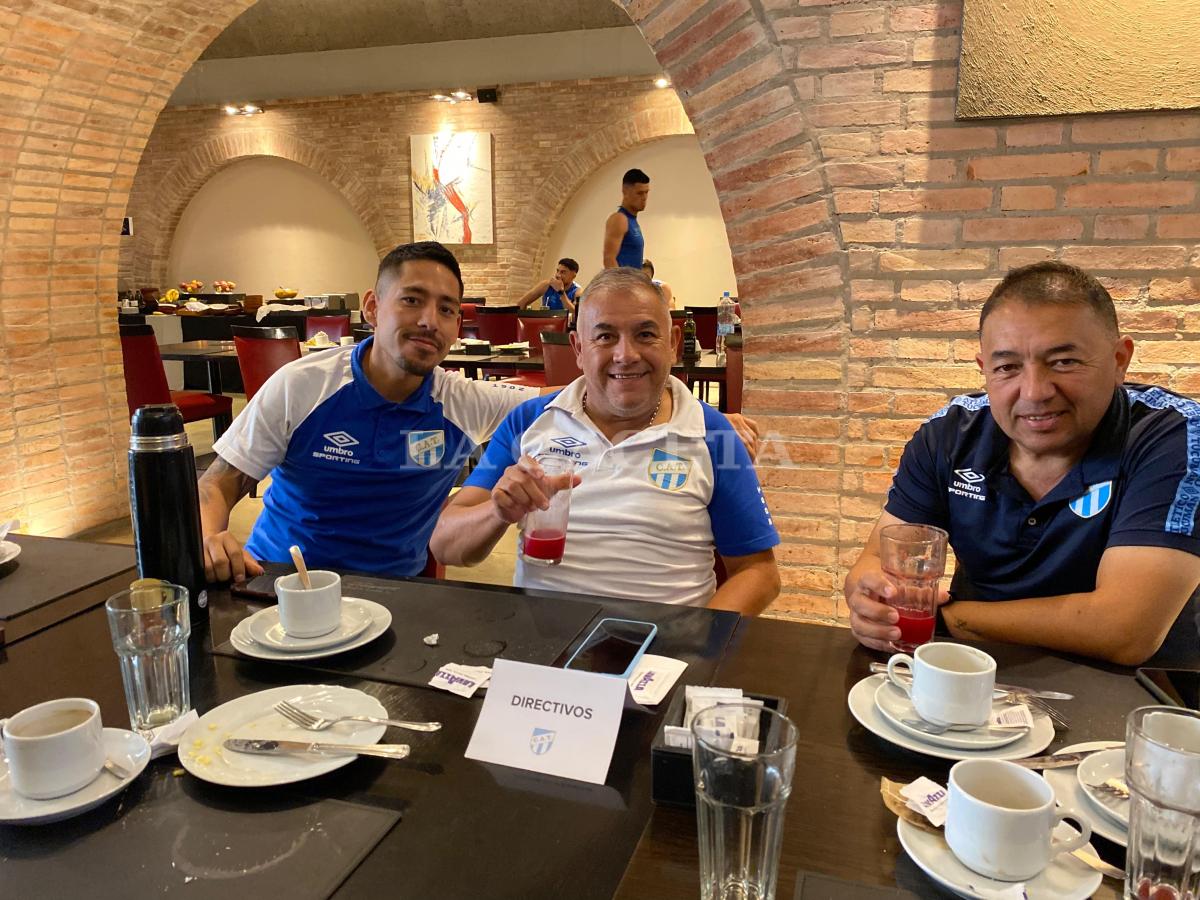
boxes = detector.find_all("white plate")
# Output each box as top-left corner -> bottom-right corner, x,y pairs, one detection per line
0,541 -> 21,566
244,599 -> 373,652
848,675 -> 1054,762
874,681 -> 1028,750
0,728 -> 150,825
897,818 -> 1102,900
178,685 -> 386,787
230,598 -> 391,661
1041,741 -> 1128,848
1077,747 -> 1130,828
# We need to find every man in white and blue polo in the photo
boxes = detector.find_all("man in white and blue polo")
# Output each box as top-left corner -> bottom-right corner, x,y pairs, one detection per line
432,268 -> 780,614
199,242 -> 539,581
845,261 -> 1200,666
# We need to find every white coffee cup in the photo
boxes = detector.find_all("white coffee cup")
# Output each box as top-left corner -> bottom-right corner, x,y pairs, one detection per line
886,642 -> 996,726
946,759 -> 1091,881
1,698 -> 105,799
274,570 -> 342,637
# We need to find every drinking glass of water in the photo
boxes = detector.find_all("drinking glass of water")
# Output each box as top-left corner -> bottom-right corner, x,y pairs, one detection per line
105,582 -> 192,731
692,703 -> 798,900
520,456 -> 573,567
1125,705 -> 1200,900
879,523 -> 948,652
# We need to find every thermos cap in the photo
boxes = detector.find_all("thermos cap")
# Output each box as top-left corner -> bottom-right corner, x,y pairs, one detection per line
130,404 -> 189,451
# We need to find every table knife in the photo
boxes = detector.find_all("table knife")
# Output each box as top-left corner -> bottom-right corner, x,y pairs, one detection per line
224,737 -> 410,760
1012,750 -> 1112,769
867,662 -> 1074,700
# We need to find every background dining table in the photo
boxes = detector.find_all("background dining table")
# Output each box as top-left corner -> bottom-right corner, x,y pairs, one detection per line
0,539 -> 1163,899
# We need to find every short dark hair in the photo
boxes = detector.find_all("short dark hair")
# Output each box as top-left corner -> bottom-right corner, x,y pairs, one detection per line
376,241 -> 464,297
622,168 -> 650,187
640,258 -> 655,277
980,261 -> 1118,336
557,257 -> 579,274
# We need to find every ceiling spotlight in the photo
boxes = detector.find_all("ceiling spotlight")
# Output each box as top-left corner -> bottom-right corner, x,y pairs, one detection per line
654,76 -> 671,89
223,104 -> 239,115
223,103 -> 264,116
431,93 -> 451,102
451,89 -> 473,100
242,104 -> 260,114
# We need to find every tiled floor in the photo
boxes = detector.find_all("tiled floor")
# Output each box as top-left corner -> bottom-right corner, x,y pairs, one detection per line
81,397 -> 518,587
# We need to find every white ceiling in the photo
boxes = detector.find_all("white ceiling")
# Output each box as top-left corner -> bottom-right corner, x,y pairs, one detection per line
200,0 -> 632,59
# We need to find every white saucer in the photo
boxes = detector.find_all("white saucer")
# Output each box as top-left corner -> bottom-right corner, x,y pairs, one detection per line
874,681 -> 1028,750
230,598 -> 391,661
178,684 -> 387,787
848,675 -> 1054,762
0,728 -> 150,825
0,541 -> 21,566
1077,747 -> 1129,827
244,599 -> 373,651
897,818 -> 1102,900
1041,741 -> 1127,848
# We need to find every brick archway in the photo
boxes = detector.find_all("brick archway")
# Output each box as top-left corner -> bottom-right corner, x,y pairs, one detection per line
514,103 -> 699,280
135,130 -> 394,287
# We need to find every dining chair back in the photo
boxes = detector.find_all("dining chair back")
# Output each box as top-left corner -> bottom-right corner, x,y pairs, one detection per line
231,325 -> 302,400
517,310 -> 569,353
305,315 -> 351,341
540,331 -> 582,386
685,305 -> 718,351
119,324 -> 232,440
725,334 -> 744,414
475,306 -> 520,345
459,302 -> 479,338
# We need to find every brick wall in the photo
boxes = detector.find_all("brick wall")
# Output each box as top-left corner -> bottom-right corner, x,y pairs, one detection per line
120,80 -> 693,299
2,0 -> 1199,628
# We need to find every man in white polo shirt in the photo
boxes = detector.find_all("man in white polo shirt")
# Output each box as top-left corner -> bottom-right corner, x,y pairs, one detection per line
431,268 -> 781,614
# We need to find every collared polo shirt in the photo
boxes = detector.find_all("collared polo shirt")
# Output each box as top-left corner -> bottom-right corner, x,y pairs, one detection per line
885,384 -> 1200,661
463,376 -> 779,606
213,337 -> 537,576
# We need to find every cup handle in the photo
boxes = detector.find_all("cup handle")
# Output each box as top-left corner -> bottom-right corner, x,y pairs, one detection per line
886,654 -> 915,698
1050,812 -> 1092,856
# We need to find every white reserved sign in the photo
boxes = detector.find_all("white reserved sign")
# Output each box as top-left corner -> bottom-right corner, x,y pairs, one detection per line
464,659 -> 627,784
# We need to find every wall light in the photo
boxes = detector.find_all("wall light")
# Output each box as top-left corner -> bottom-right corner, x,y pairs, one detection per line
431,89 -> 475,104
654,76 -> 671,89
223,103 -> 265,116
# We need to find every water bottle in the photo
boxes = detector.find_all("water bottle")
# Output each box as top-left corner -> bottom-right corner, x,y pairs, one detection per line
128,404 -> 208,621
717,291 -> 735,357
682,311 -> 700,362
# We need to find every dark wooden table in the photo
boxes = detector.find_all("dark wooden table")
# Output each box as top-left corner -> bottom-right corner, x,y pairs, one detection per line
158,340 -> 237,394
0,545 -> 1158,899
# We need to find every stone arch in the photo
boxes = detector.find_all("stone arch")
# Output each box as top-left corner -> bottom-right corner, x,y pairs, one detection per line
511,104 -> 698,282
140,129 -> 395,287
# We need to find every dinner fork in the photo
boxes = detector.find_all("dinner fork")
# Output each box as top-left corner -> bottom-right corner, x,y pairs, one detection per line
274,700 -> 442,733
1090,778 -> 1130,799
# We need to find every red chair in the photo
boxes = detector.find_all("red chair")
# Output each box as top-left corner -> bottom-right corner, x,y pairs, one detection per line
305,315 -> 351,341
685,306 -> 719,351
475,306 -> 520,344
725,334 -> 743,414
119,324 -> 232,441
460,301 -> 480,339
541,330 -> 582,386
231,325 -> 302,401
516,310 -> 568,354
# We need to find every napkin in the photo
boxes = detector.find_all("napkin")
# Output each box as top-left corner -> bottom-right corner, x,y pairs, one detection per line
254,302 -> 307,321
148,709 -> 199,759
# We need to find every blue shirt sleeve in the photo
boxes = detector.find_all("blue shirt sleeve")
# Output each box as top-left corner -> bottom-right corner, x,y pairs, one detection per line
463,393 -> 557,491
703,406 -> 780,557
884,416 -> 950,529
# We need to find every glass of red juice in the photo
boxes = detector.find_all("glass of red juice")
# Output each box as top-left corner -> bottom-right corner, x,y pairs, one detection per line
520,456 -> 574,567
879,523 -> 948,652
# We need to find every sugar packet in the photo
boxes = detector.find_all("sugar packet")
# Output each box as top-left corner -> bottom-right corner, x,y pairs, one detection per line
429,663 -> 492,698
989,703 -> 1035,730
900,776 -> 948,828
627,655 -> 688,706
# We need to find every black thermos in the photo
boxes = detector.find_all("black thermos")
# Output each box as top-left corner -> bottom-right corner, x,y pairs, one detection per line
128,404 -> 208,621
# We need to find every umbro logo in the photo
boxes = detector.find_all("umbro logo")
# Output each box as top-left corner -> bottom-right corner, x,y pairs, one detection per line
323,431 -> 359,448
950,467 -> 986,503
551,436 -> 587,450
954,468 -> 985,484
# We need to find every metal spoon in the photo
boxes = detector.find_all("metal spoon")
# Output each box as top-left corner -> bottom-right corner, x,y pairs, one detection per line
901,717 -> 1029,737
104,758 -> 132,780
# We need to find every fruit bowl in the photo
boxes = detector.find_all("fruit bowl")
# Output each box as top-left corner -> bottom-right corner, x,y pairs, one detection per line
179,280 -> 203,293
213,280 -> 237,293
274,288 -> 298,300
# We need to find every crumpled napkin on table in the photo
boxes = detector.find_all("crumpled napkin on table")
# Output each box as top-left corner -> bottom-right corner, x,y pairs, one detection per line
147,709 -> 199,759
255,303 -> 308,321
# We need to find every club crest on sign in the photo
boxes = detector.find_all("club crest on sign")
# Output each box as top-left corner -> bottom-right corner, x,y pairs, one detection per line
647,449 -> 691,491
1069,481 -> 1113,519
529,727 -> 556,756
408,430 -> 445,467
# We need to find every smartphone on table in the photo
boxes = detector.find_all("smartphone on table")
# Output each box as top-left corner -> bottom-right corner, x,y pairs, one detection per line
1135,667 -> 1200,710
564,618 -> 657,679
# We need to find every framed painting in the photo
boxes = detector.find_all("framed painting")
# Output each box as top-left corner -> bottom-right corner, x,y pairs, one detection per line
958,0 -> 1200,118
410,132 -> 494,245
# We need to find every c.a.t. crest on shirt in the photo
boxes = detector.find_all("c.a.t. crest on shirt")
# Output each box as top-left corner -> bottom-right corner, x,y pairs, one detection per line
408,430 -> 445,467
647,449 -> 691,491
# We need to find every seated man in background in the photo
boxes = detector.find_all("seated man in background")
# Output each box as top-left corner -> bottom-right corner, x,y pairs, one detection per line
640,259 -> 675,308
432,267 -> 780,615
516,257 -> 581,314
199,241 -> 541,583
845,261 -> 1200,666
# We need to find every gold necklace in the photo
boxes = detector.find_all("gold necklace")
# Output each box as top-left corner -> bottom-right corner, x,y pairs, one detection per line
582,388 -> 664,430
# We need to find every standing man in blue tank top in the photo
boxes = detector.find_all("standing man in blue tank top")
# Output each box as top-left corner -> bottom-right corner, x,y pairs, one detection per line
603,168 -> 649,269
